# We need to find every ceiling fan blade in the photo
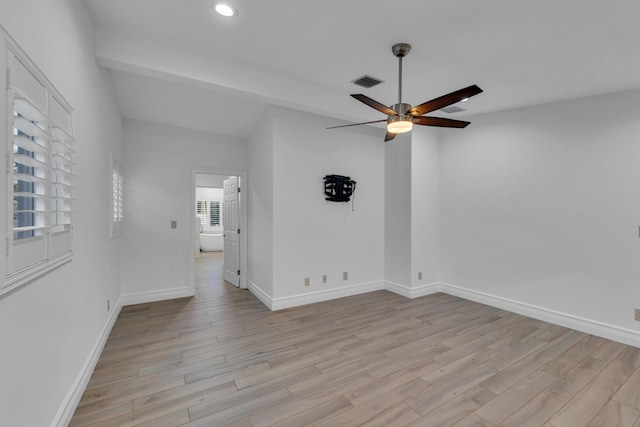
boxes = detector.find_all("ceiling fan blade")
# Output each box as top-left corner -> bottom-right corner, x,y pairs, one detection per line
385,131 -> 397,142
413,116 -> 471,128
327,119 -> 387,129
409,85 -> 483,116
351,94 -> 398,116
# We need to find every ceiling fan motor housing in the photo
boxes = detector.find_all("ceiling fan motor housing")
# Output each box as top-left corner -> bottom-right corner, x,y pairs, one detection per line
391,103 -> 411,115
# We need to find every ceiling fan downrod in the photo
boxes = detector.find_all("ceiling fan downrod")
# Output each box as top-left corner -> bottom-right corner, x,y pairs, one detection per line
392,43 -> 411,115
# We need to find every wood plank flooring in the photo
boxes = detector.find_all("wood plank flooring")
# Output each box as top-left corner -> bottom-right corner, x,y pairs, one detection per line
70,252 -> 640,426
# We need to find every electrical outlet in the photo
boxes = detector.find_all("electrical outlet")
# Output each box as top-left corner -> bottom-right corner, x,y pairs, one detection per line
418,272 -> 423,280
343,272 -> 348,281
107,299 -> 110,311
304,277 -> 310,286
635,308 -> 640,321
322,275 -> 327,283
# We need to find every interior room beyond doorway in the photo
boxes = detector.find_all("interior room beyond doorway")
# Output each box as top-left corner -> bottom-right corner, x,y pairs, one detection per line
194,173 -> 241,289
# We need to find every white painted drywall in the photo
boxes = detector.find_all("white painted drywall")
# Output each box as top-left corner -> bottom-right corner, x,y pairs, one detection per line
270,108 -> 385,301
0,2 -> 124,426
440,89 -> 640,332
385,134 -> 413,288
411,127 -> 441,286
93,30 -> 368,132
121,119 -> 247,300
384,126 -> 440,292
248,111 -> 275,298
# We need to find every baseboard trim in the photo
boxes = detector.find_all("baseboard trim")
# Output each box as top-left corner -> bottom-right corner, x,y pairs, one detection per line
269,281 -> 385,311
248,280 -> 273,310
52,296 -> 123,427
121,286 -> 193,306
439,282 -> 640,348
196,275 -> 640,347
384,281 -> 442,299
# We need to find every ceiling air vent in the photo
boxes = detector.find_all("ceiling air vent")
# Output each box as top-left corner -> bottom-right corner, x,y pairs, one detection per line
440,105 -> 466,114
351,75 -> 384,88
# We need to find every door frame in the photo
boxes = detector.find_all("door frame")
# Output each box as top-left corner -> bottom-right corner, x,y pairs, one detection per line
189,167 -> 248,294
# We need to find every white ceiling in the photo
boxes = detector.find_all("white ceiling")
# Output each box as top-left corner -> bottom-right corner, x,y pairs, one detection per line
84,0 -> 640,138
108,69 -> 267,136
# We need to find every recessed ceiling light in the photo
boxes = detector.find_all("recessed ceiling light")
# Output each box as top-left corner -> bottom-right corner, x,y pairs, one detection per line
214,3 -> 237,17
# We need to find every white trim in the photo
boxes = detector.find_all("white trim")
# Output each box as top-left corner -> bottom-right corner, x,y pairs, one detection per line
245,276 -> 640,348
2,27 -> 72,109
439,282 -> 640,348
269,281 -> 385,311
1,253 -> 72,298
248,280 -> 274,310
51,297 -> 123,427
384,280 -> 442,299
121,286 -> 193,306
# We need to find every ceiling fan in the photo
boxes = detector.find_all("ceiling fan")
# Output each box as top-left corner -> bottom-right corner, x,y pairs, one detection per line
328,43 -> 483,141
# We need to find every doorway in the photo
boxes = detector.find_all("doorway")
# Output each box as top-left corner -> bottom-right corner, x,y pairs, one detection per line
189,168 -> 247,295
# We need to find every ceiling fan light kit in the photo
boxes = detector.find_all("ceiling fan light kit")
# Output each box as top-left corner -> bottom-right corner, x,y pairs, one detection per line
328,43 -> 483,141
387,114 -> 413,134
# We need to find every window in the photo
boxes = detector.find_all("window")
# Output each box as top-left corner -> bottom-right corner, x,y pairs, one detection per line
3,44 -> 75,294
209,201 -> 220,226
196,201 -> 207,215
196,191 -> 223,231
111,156 -> 123,238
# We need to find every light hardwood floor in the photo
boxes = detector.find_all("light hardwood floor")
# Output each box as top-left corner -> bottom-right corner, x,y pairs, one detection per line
70,252 -> 640,426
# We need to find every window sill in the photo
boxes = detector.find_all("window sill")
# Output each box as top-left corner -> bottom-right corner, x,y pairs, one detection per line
1,252 -> 73,298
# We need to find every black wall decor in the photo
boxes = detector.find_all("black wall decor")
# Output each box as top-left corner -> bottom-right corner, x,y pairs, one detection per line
323,174 -> 356,202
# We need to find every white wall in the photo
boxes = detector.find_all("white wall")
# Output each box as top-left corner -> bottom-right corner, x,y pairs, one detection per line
248,111 -> 275,300
385,134 -> 412,288
384,127 -> 441,296
0,1 -> 124,426
411,127 -> 440,286
267,108 -> 385,308
121,119 -> 247,302
440,89 -> 640,338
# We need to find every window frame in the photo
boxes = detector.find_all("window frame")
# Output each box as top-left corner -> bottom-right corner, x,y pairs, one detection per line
3,35 -> 75,296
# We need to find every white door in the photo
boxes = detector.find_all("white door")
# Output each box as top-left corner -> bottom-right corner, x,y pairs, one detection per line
223,176 -> 240,287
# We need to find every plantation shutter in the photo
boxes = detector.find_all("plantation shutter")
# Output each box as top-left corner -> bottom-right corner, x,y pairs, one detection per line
4,48 -> 74,291
111,157 -> 123,238
209,201 -> 220,226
